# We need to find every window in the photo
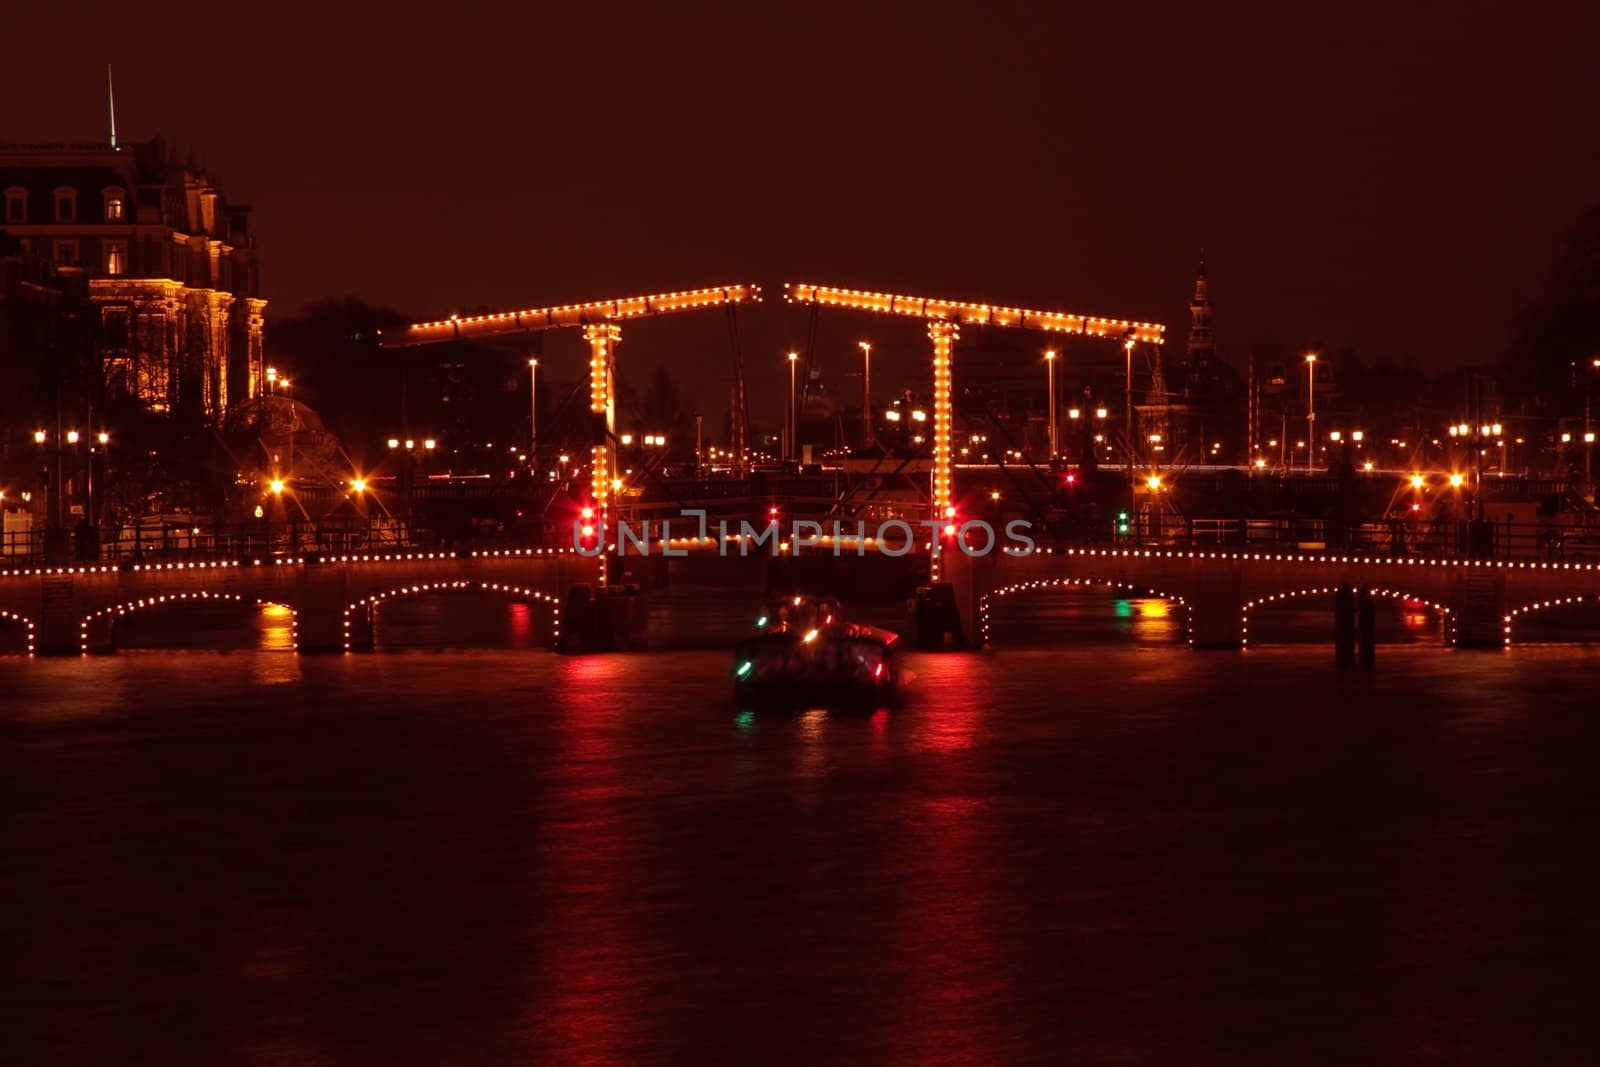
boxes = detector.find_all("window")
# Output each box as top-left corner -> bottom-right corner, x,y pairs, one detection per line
104,240 -> 128,276
54,188 -> 77,223
53,239 -> 79,267
3,187 -> 24,223
103,189 -> 125,222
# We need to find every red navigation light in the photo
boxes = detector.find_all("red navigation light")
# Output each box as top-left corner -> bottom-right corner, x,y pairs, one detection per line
1065,472 -> 1077,484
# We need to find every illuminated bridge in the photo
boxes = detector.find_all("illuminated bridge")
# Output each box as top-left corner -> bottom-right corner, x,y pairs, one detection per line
4,536 -> 1600,655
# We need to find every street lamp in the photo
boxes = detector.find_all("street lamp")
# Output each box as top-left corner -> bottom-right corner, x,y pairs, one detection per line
1123,335 -> 1136,490
527,357 -> 539,461
857,341 -> 872,450
1304,353 -> 1318,473
1044,349 -> 1058,460
786,351 -> 799,462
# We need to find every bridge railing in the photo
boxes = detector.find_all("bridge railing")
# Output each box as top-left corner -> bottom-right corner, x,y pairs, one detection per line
0,518 -> 429,568
7,513 -> 1600,568
1116,516 -> 1600,562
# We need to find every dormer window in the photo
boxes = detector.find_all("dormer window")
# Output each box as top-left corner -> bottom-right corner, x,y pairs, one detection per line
104,189 -> 126,222
54,188 -> 77,223
3,187 -> 24,224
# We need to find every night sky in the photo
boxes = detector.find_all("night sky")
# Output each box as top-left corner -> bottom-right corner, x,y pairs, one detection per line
6,0 -> 1598,411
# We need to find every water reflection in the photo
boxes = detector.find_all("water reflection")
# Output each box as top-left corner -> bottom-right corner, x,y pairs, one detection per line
991,588 -> 1184,648
8,619 -> 1600,1060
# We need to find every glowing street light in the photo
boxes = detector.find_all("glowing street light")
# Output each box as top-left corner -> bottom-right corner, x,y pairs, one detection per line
858,341 -> 873,450
1410,474 -> 1425,489
1145,474 -> 1163,491
66,430 -> 80,445
350,477 -> 367,493
786,351 -> 799,462
269,478 -> 285,495
528,356 -> 539,459
33,430 -> 46,444
1304,352 -> 1318,472
97,431 -> 109,445
1044,349 -> 1058,459
1449,473 -> 1465,488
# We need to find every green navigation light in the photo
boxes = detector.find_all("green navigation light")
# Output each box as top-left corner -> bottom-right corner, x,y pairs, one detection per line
736,661 -> 754,677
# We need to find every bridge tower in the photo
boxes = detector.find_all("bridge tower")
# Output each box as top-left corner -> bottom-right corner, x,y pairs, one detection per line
583,323 -> 620,589
929,320 -> 958,581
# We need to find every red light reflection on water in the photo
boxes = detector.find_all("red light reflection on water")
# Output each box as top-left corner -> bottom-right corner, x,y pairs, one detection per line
506,601 -> 533,646
521,655 -> 642,1063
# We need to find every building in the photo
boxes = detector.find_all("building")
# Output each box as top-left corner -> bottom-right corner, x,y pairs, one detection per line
0,137 -> 265,423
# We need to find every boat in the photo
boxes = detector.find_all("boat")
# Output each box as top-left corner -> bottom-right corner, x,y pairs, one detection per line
732,594 -> 901,706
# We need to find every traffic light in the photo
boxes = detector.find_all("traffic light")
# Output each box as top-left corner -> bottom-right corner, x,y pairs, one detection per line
1115,510 -> 1131,536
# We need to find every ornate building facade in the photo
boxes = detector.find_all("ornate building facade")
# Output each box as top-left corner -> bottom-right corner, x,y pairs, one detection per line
0,138 -> 265,422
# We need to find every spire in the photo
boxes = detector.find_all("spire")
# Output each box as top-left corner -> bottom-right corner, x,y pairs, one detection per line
107,64 -> 118,149
1186,253 -> 1214,372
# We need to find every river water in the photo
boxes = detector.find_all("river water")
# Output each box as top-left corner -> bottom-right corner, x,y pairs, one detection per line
4,591 -> 1600,1064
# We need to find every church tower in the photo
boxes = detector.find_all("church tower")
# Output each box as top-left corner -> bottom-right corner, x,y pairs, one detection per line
1185,256 -> 1214,383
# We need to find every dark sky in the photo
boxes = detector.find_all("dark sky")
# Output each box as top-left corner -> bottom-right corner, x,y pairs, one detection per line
6,0 -> 1598,415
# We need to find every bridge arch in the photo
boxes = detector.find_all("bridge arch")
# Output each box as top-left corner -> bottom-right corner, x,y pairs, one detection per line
979,577 -> 1192,647
1240,585 -> 1454,649
0,607 -> 37,656
79,592 -> 300,653
1502,593 -> 1600,646
343,579 -> 562,652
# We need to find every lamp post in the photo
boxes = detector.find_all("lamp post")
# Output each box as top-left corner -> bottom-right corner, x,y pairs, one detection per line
387,435 -> 436,528
787,351 -> 799,463
857,340 -> 872,451
527,357 -> 539,463
1045,349 -> 1058,460
1304,352 -> 1318,473
1123,335 -> 1136,492
1586,357 -> 1599,498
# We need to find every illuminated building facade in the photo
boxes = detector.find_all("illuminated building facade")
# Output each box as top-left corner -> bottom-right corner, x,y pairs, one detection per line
0,137 -> 266,422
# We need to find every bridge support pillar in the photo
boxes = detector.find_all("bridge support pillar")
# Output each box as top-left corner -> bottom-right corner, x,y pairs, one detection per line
296,566 -> 356,653
942,546 -> 991,649
1452,570 -> 1506,648
80,611 -> 114,655
1189,559 -> 1245,649
36,574 -> 79,655
344,602 -> 374,652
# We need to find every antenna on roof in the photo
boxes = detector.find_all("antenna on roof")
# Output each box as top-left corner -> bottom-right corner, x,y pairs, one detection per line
107,64 -> 118,149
